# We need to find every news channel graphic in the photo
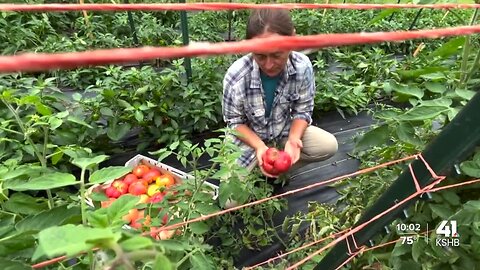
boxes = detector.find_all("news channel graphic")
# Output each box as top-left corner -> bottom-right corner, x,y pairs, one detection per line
395,220 -> 460,247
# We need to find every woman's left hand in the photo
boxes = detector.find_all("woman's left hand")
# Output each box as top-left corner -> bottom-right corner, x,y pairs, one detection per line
284,138 -> 303,165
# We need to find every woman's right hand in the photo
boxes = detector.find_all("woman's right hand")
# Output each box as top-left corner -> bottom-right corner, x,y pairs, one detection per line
256,144 -> 278,178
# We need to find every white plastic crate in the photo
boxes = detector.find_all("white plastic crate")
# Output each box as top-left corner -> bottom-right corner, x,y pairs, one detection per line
125,154 -> 219,200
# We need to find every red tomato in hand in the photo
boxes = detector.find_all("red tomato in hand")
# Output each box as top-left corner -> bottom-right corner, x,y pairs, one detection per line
128,181 -> 147,195
275,151 -> 292,173
133,164 -> 150,178
263,148 -> 279,165
262,148 -> 292,175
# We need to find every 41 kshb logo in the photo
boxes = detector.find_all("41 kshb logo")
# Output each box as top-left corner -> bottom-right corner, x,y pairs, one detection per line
435,220 -> 460,247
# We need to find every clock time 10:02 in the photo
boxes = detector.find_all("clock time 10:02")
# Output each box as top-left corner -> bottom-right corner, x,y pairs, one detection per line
396,223 -> 421,232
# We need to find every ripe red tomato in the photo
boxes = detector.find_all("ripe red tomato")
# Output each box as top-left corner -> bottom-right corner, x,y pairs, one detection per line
262,148 -> 292,175
142,169 -> 162,184
263,148 -> 279,165
123,173 -> 138,186
105,186 -> 121,198
275,151 -> 292,173
113,180 -> 128,194
105,180 -> 128,198
156,174 -> 175,187
149,192 -> 165,203
133,164 -> 150,178
128,181 -> 147,195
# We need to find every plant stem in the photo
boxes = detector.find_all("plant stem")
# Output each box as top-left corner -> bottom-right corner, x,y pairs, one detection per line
42,127 -> 54,209
268,214 -> 288,249
184,160 -> 218,223
176,247 -> 200,268
1,99 -> 46,166
459,8 -> 479,85
1,98 -> 54,208
80,168 -> 87,226
463,49 -> 480,84
0,126 -> 23,136
108,242 -> 135,270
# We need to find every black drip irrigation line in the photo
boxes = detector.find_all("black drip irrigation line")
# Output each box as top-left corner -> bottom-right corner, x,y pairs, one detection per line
409,8 -> 424,30
388,0 -> 402,22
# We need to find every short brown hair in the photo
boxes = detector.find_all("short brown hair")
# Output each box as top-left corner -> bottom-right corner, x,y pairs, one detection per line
246,9 -> 295,40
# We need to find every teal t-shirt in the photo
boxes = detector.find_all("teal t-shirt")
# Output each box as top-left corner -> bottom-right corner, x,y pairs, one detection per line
260,71 -> 282,118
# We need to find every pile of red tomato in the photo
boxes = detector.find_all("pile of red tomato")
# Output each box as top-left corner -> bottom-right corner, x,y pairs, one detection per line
98,163 -> 180,240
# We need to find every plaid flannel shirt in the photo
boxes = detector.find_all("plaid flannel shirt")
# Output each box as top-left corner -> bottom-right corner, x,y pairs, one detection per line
222,51 -> 315,167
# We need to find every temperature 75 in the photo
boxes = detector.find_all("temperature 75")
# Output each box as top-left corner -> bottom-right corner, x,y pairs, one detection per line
401,235 -> 418,245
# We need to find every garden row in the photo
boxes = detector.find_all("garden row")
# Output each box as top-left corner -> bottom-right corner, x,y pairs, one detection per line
1,1 -> 480,269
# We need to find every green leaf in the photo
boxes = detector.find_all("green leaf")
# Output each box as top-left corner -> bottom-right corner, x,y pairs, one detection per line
36,103 -> 52,116
189,221 -> 210,235
428,37 -> 465,59
51,151 -> 63,165
89,166 -> 131,185
36,224 -> 119,258
392,84 -> 424,100
430,204 -> 453,219
135,110 -> 144,122
107,122 -> 131,141
88,195 -> 139,227
100,107 -> 114,117
158,240 -> 187,251
455,88 -> 476,101
190,253 -> 212,270
120,236 -> 153,251
354,124 -> 390,152
118,99 -> 134,110
419,98 -> 452,107
375,109 -> 401,121
396,260 -> 422,270
397,66 -> 448,80
72,155 -> 109,170
441,191 -> 460,206
368,9 -> 399,25
424,82 -> 446,94
396,122 -> 422,146
66,116 -> 93,129
169,141 -> 180,150
460,160 -> 480,177
48,117 -> 63,130
195,204 -> 220,215
15,205 -> 81,233
397,106 -> 449,121
412,239 -> 427,262
0,258 -> 31,270
420,72 -> 446,81
7,172 -> 77,191
3,193 -> 49,215
153,254 -> 173,270
0,165 -> 47,181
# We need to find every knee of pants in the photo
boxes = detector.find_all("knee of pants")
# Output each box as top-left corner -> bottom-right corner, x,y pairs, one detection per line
301,131 -> 338,160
